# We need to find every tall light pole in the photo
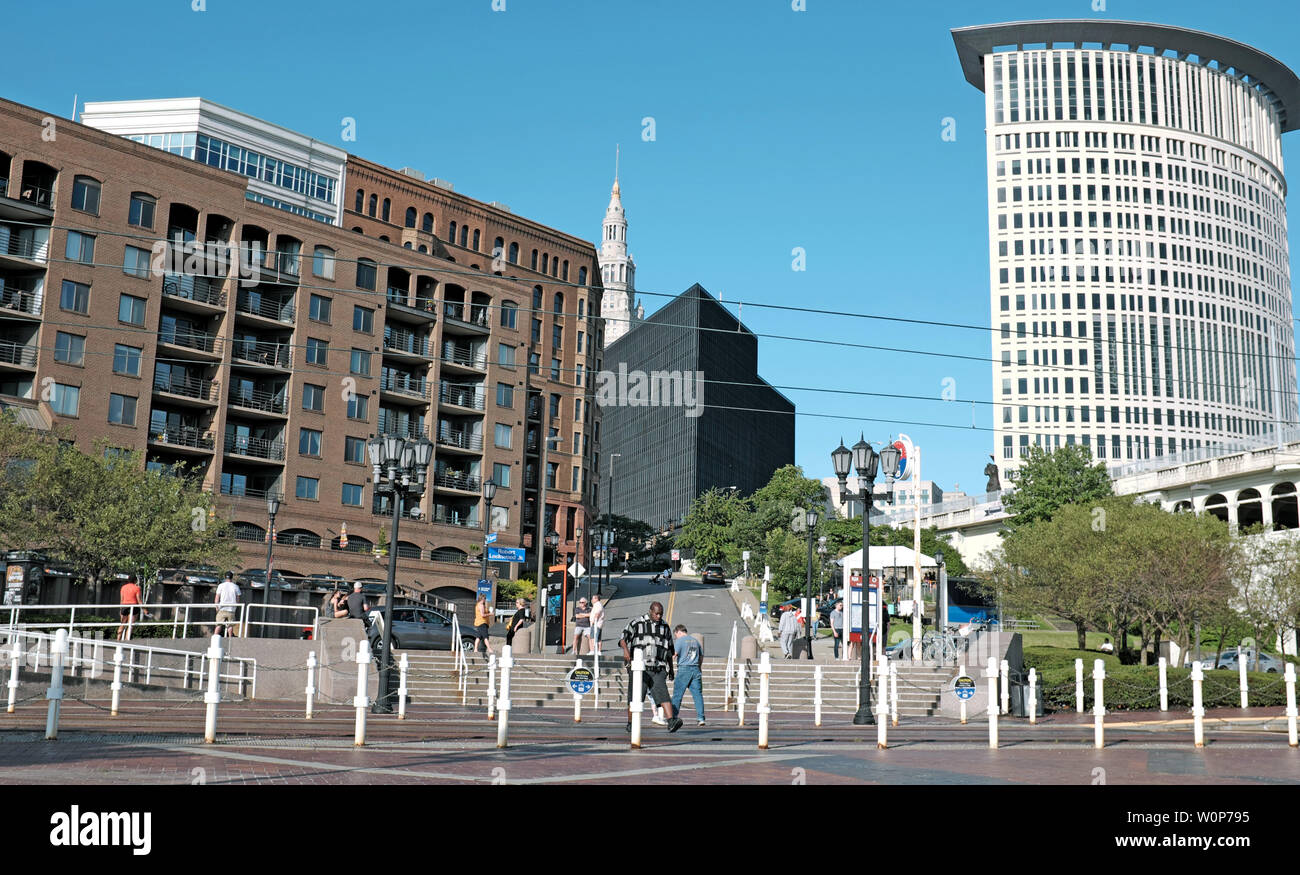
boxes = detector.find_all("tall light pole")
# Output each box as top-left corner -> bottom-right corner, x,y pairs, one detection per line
602,452 -> 621,595
261,493 -> 280,634
933,549 -> 947,631
575,526 -> 585,602
481,478 -> 497,597
801,507 -> 819,660
533,418 -> 561,654
831,436 -> 901,725
366,433 -> 433,713
544,529 -> 559,651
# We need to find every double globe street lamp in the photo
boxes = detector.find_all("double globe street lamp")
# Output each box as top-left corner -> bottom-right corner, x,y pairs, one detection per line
367,433 -> 433,713
799,507 -> 819,660
481,478 -> 497,597
831,436 -> 901,725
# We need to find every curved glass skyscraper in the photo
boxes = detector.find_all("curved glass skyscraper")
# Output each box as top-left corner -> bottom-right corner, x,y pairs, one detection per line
954,20 -> 1300,480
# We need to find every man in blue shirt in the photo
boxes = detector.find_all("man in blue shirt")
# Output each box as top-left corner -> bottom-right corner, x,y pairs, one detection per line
671,624 -> 706,726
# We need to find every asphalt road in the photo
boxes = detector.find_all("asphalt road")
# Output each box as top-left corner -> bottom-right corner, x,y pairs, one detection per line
601,572 -> 744,658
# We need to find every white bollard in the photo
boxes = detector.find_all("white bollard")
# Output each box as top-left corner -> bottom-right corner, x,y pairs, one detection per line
353,640 -> 371,747
877,662 -> 888,750
987,657 -> 999,749
1075,658 -> 1084,713
45,630 -> 68,741
1238,646 -> 1249,709
1191,662 -> 1206,748
496,646 -> 513,748
737,663 -> 747,726
757,651 -> 771,750
1093,659 -> 1106,750
1000,658 -> 1010,715
593,648 -> 600,710
398,653 -> 409,720
110,646 -> 124,717
630,648 -> 645,749
1285,663 -> 1298,748
890,662 -> 899,728
854,669 -> 861,710
814,665 -> 823,728
573,658 -> 583,723
959,663 -> 968,725
1028,667 -> 1037,725
6,636 -> 21,713
487,654 -> 497,721
203,634 -> 223,744
305,651 -> 317,720
1158,656 -> 1169,713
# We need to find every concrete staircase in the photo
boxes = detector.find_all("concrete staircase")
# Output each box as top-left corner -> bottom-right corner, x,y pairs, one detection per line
399,653 -> 954,718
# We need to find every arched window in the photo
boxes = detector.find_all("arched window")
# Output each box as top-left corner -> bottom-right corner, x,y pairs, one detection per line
531,249 -> 539,270
379,235 -> 390,243
494,236 -> 505,255
71,175 -> 101,215
368,194 -> 377,217
418,244 -> 427,253
553,292 -> 564,314
405,207 -> 417,228
351,226 -> 363,234
532,286 -> 543,310
459,225 -> 468,247
541,253 -> 549,273
422,212 -> 434,233
562,260 -> 569,282
472,229 -> 480,251
404,241 -> 413,249
578,266 -> 588,286
128,192 -> 156,228
354,189 -> 364,212
551,258 -> 559,278
449,221 -> 458,243
381,198 -> 391,222
577,299 -> 585,317
508,242 -> 519,264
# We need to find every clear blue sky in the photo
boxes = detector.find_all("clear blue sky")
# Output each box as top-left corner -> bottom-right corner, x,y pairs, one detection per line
9,0 -> 1300,495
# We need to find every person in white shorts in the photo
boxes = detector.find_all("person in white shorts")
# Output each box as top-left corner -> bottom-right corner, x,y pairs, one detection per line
572,597 -> 593,655
589,594 -> 606,655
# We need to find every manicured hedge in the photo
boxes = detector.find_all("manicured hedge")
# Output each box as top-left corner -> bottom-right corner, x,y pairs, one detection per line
1025,646 -> 1291,712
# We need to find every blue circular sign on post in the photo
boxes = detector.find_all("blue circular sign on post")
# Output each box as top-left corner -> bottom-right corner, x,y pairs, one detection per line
567,666 -> 595,695
953,676 -> 976,700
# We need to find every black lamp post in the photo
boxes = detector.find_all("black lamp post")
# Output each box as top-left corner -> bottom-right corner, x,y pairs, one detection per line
933,548 -> 946,631
544,529 -> 559,651
831,435 -> 902,725
481,478 -> 497,597
366,433 -> 433,713
801,507 -> 819,659
260,493 -> 280,636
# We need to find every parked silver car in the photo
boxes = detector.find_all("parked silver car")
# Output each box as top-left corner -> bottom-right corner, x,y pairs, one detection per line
371,606 -> 476,651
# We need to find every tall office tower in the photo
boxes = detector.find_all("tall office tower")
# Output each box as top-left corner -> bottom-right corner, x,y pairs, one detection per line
597,170 -> 638,345
954,21 -> 1300,482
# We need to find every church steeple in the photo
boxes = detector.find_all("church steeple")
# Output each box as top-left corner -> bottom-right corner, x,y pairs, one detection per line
599,144 -> 637,344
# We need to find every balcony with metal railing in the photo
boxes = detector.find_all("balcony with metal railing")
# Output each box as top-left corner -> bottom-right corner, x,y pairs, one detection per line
0,339 -> 37,368
441,342 -> 487,371
439,382 -> 485,411
235,289 -> 295,324
148,426 -> 216,451
383,326 -> 431,359
376,414 -> 426,440
431,506 -> 479,528
223,431 -> 286,462
434,469 -> 482,493
219,481 -> 278,500
162,273 -> 226,309
152,372 -> 218,404
158,327 -> 223,357
227,385 -> 287,415
17,182 -> 52,209
0,228 -> 49,262
231,339 -> 290,369
435,427 -> 483,453
379,371 -> 431,400
442,301 -> 490,333
385,288 -> 437,323
0,280 -> 41,317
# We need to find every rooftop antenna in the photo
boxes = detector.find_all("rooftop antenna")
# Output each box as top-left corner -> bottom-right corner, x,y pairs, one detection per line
614,143 -> 620,185
71,93 -> 78,120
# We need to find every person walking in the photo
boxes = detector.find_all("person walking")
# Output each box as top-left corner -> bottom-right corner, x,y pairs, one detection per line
473,593 -> 496,655
504,597 -> 530,647
778,605 -> 797,658
116,575 -> 146,641
571,597 -> 593,655
215,572 -> 241,638
620,601 -> 682,732
830,600 -> 844,659
588,594 -> 606,655
670,625 -> 706,726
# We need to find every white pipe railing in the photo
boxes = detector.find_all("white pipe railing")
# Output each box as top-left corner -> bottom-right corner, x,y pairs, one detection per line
4,601 -> 319,641
0,628 -> 256,697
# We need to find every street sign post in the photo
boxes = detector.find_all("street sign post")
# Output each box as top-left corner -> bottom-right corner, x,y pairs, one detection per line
566,666 -> 595,695
485,533 -> 498,545
487,546 -> 526,563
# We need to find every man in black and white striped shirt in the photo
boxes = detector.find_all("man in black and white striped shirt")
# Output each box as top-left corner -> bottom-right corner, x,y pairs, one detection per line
620,601 -> 682,733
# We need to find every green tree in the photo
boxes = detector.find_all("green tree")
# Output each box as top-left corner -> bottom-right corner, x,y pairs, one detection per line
0,422 -> 236,598
731,465 -> 826,573
676,487 -> 746,569
1001,445 -> 1113,534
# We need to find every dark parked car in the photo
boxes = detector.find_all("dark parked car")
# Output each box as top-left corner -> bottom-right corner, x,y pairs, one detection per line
370,606 -> 476,652
702,564 -> 727,584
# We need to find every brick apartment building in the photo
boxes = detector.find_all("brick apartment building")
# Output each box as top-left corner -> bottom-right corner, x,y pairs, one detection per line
0,96 -> 603,610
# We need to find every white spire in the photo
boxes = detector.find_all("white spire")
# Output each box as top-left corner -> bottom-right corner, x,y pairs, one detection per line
599,144 -> 637,344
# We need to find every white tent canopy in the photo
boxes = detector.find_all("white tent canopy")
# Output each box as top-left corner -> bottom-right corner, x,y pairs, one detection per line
836,545 -> 937,578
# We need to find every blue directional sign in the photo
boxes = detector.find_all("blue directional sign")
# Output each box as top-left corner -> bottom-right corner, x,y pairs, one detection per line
566,666 -> 595,695
953,676 -> 977,700
485,532 -> 498,545
759,600 -> 768,616
487,546 -> 526,562
477,579 -> 493,600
